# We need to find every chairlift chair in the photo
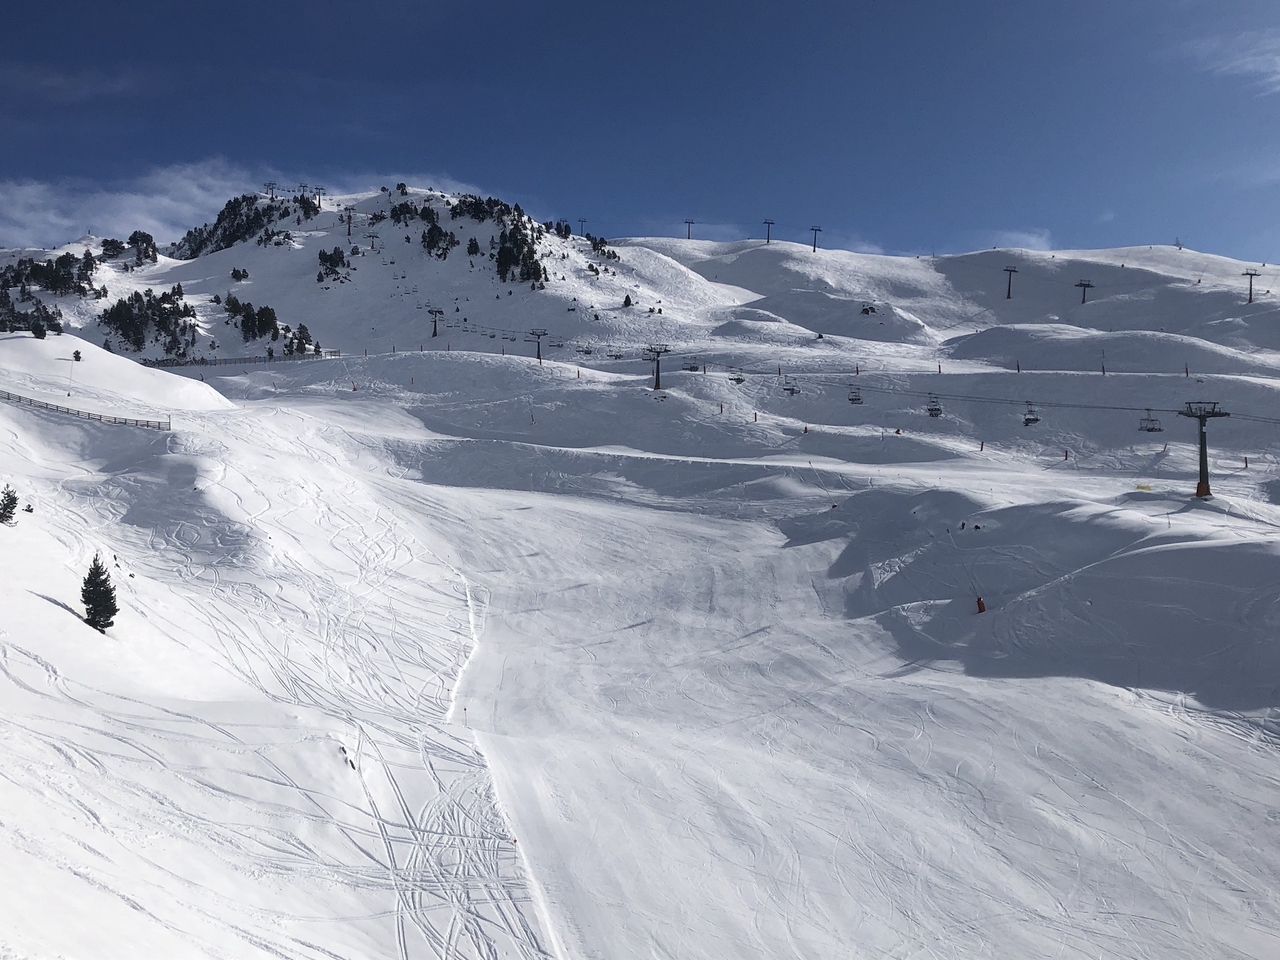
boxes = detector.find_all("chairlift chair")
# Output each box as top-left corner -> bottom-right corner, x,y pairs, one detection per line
782,376 -> 800,396
848,386 -> 863,404
1023,402 -> 1040,426
729,373 -> 746,385
926,394 -> 943,417
1139,409 -> 1163,432
607,347 -> 623,359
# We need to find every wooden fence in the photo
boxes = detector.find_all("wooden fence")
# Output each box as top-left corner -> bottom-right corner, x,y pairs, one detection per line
0,388 -> 171,431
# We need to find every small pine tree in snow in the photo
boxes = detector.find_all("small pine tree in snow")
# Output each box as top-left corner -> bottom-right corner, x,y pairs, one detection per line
623,294 -> 633,307
0,484 -> 17,525
81,553 -> 119,632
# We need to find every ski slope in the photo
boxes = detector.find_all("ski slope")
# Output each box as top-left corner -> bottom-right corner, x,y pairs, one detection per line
4,199 -> 1280,959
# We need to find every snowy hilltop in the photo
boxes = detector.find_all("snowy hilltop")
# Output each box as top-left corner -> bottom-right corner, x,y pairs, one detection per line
3,183 -> 1280,960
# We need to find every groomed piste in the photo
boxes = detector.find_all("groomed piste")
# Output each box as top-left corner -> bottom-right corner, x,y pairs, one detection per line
3,188 -> 1280,959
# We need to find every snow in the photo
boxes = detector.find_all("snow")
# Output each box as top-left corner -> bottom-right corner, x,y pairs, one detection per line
4,201 -> 1280,958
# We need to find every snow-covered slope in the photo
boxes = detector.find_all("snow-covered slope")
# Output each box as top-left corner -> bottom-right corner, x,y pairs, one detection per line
4,191 -> 1280,959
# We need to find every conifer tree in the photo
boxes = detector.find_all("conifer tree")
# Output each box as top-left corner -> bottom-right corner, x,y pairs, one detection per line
0,484 -> 17,525
81,553 -> 118,632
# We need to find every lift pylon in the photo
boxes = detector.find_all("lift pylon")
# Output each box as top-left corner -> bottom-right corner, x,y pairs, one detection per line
1177,401 -> 1229,498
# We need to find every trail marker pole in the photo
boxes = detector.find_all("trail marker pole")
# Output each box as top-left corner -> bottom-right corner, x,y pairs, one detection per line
1004,265 -> 1018,299
1178,401 -> 1230,497
1076,279 -> 1094,304
1244,268 -> 1261,304
685,220 -> 695,240
811,226 -> 822,252
764,219 -> 774,243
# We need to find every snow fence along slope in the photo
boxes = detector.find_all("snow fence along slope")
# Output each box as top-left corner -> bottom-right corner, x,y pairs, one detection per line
0,390 -> 553,959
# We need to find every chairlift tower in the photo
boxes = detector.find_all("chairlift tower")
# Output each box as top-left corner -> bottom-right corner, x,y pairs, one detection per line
344,205 -> 356,238
1004,265 -> 1018,299
1244,268 -> 1261,304
578,218 -> 587,237
1178,401 -> 1230,498
684,220 -> 695,240
763,219 -> 774,243
314,185 -> 326,209
810,226 -> 822,252
526,328 -> 547,362
428,307 -> 444,338
364,231 -> 379,253
263,180 -> 278,200
643,343 -> 671,390
1076,279 -> 1094,304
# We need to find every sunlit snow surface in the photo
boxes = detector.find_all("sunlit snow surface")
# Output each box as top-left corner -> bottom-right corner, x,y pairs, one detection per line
3,213 -> 1280,959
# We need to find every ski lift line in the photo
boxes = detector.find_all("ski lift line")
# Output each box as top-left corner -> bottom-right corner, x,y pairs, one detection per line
691,357 -> 1280,426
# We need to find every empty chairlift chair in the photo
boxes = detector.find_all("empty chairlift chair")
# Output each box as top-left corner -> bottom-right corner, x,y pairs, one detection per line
1023,402 -> 1040,426
782,376 -> 801,396
683,358 -> 701,372
1140,409 -> 1164,432
848,386 -> 863,404
926,394 -> 943,417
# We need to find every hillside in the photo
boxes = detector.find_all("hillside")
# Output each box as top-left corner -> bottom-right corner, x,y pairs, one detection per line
3,187 -> 1280,959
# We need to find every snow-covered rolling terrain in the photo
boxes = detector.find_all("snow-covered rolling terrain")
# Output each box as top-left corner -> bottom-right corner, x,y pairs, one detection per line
3,187 -> 1280,959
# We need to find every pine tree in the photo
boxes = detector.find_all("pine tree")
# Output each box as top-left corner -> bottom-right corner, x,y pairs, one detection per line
81,553 -> 118,632
623,294 -> 633,307
0,484 -> 17,525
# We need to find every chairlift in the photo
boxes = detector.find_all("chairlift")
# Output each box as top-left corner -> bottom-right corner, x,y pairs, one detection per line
1023,402 -> 1040,426
549,339 -> 565,348
607,347 -> 623,359
1139,408 -> 1163,433
848,386 -> 863,404
782,376 -> 800,396
729,373 -> 745,385
576,346 -> 594,355
682,359 -> 700,372
926,394 -> 943,417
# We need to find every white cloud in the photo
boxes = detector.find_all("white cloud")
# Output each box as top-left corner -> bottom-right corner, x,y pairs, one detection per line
1191,30 -> 1280,93
0,63 -> 139,104
1098,210 -> 1116,224
0,161 -> 488,250
983,228 -> 1053,251
0,159 -> 255,249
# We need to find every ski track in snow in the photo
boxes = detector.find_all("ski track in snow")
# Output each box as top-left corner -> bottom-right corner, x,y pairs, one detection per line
0,404 -> 553,959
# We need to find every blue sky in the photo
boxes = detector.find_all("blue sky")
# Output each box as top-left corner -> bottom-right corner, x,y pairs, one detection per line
2,0 -> 1279,258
